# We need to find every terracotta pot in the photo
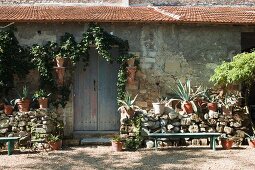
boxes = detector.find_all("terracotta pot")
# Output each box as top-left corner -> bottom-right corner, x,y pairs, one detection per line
126,66 -> 137,84
221,138 -> 233,150
38,98 -> 48,109
16,99 -> 30,112
4,105 -> 13,115
112,141 -> 123,152
121,107 -> 135,117
222,105 -> 233,115
49,140 -> 62,150
248,139 -> 255,148
183,101 -> 194,114
207,102 -> 217,112
152,103 -> 165,115
127,58 -> 135,66
56,56 -> 64,67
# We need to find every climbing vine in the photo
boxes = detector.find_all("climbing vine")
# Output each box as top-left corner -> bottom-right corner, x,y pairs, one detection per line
0,28 -> 30,96
29,23 -> 132,107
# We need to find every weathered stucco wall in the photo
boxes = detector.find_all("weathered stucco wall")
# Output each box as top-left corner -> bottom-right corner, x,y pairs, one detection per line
11,22 -> 255,137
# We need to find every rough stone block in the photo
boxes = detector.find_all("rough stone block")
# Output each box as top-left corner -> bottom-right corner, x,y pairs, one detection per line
164,60 -> 181,73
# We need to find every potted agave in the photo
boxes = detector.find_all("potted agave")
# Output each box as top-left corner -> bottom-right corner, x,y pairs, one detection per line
170,79 -> 204,114
47,134 -> 62,150
33,89 -> 51,109
118,93 -> 138,118
15,86 -> 30,112
111,135 -> 123,152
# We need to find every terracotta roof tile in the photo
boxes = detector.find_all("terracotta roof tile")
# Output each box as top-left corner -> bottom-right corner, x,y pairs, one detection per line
159,6 -> 255,25
0,6 -> 254,25
0,6 -> 171,23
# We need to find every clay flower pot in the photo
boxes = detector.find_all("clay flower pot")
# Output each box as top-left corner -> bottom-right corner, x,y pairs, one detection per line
112,141 -> 123,152
152,103 -> 165,115
38,97 -> 48,109
16,99 -> 30,112
221,138 -> 233,150
248,139 -> 255,148
222,105 -> 233,115
183,101 -> 194,114
49,140 -> 62,150
127,58 -> 135,67
4,105 -> 13,115
207,102 -> 217,112
126,66 -> 137,84
56,56 -> 64,67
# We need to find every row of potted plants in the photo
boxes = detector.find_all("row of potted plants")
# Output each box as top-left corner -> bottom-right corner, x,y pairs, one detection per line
2,86 -> 51,115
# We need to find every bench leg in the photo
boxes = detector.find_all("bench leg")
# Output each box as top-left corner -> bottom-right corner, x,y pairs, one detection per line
8,141 -> 14,155
210,137 -> 216,151
154,138 -> 158,151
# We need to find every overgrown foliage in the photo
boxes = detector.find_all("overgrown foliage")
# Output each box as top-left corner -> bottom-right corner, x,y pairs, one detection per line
210,51 -> 255,86
0,28 -> 30,96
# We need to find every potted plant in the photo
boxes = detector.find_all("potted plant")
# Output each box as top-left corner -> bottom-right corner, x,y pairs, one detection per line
3,98 -> 15,115
33,89 -> 51,109
152,98 -> 167,115
118,93 -> 139,117
203,89 -> 218,112
245,132 -> 255,148
218,94 -> 238,115
47,134 -> 62,150
220,134 -> 234,150
15,85 -> 30,112
111,135 -> 123,152
170,79 -> 204,114
55,54 -> 65,67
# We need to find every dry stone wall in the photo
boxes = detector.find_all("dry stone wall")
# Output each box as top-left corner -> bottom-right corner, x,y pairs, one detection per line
0,109 -> 62,146
120,105 -> 251,148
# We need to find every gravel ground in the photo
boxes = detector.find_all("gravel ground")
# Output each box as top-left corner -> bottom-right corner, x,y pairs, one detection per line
0,146 -> 255,170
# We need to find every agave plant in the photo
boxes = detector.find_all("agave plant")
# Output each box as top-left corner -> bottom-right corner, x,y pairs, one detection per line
118,93 -> 138,117
170,79 -> 204,113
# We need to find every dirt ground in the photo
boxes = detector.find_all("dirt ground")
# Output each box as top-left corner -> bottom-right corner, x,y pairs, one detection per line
0,146 -> 255,170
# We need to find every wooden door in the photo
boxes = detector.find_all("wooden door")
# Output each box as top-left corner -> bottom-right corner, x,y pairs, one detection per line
74,48 -> 119,132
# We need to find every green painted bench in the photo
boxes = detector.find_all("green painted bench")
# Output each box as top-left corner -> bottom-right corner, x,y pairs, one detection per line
147,132 -> 221,151
0,137 -> 20,155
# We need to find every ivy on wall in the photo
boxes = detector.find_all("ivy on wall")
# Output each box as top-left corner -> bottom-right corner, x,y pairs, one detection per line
29,23 -> 133,107
0,28 -> 31,96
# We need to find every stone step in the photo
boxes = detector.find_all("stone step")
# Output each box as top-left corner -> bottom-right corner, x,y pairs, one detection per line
80,138 -> 111,145
73,131 -> 119,139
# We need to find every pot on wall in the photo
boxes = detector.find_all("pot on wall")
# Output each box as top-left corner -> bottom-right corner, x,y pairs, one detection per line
38,98 -> 48,109
126,66 -> 137,84
4,105 -> 13,115
16,99 -> 30,112
183,101 -> 193,114
127,58 -> 135,67
56,56 -> 64,67
222,105 -> 233,115
220,138 -> 233,150
152,103 -> 165,115
207,102 -> 217,112
112,141 -> 123,152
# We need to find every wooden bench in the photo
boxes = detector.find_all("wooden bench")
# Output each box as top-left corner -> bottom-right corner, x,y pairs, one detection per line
0,137 -> 20,155
147,132 -> 221,151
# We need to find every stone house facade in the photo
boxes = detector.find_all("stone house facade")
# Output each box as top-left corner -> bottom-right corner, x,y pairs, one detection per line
0,1 -> 255,139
